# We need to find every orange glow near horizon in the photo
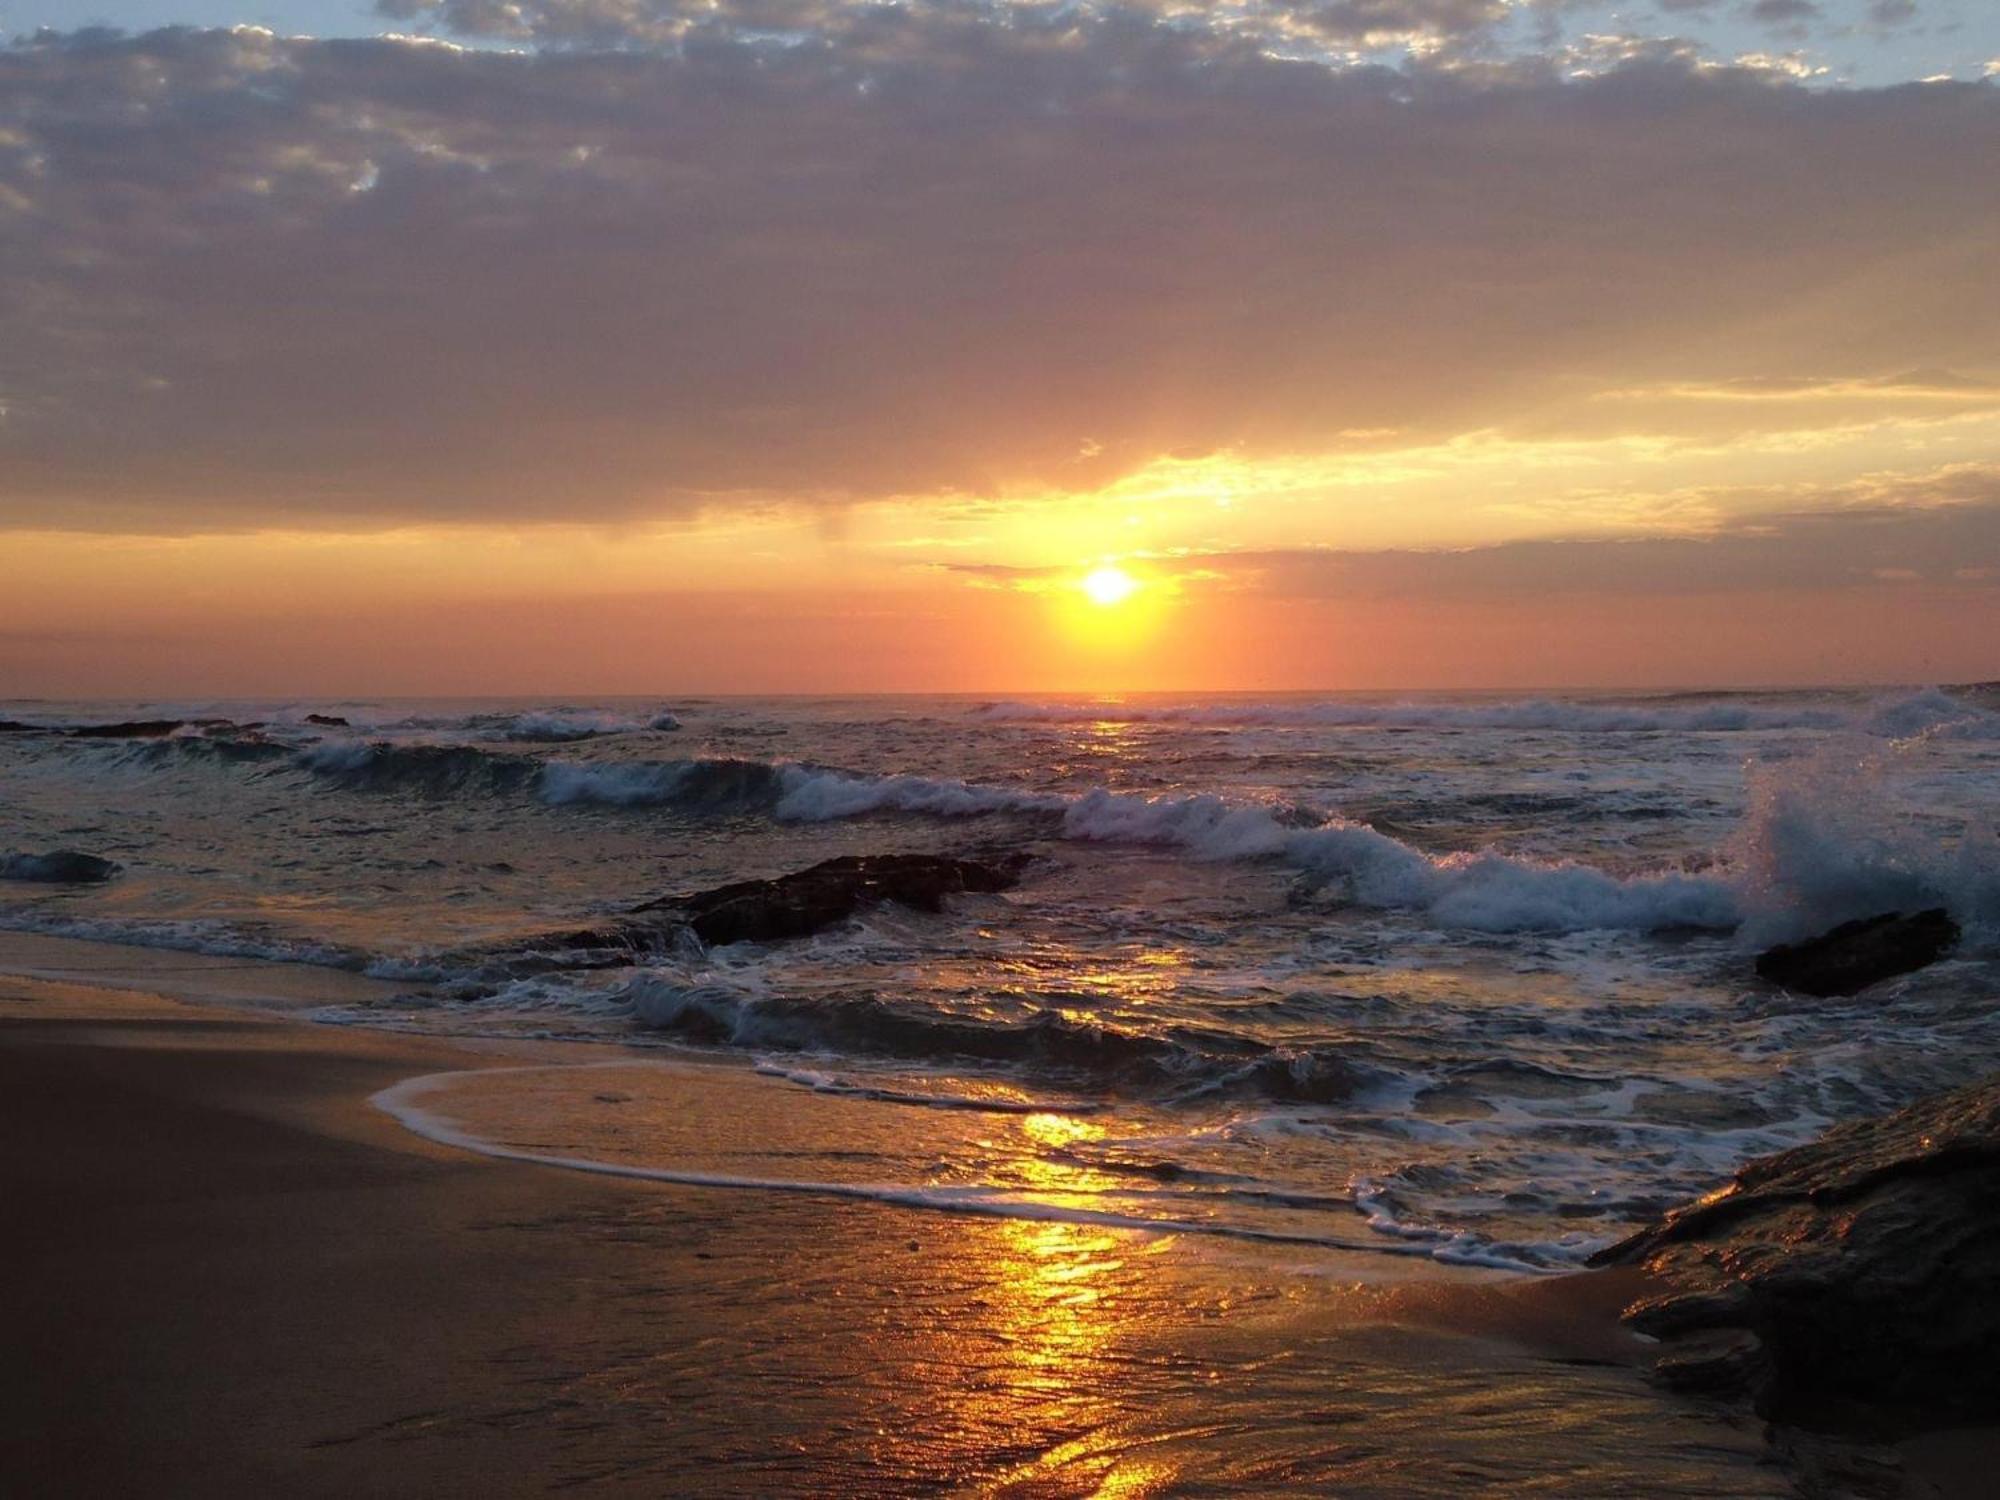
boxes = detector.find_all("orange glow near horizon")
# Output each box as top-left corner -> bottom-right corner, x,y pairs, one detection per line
5,399 -> 2000,696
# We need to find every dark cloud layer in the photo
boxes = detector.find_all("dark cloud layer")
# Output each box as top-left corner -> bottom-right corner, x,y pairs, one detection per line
1,20 -> 1997,530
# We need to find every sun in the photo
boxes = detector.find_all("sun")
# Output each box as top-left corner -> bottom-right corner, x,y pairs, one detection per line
1080,565 -> 1140,607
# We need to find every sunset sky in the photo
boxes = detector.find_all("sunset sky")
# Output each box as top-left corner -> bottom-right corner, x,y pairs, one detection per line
3,0 -> 1997,694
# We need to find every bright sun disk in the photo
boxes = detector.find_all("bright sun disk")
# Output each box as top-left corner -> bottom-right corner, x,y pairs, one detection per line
1081,565 -> 1140,607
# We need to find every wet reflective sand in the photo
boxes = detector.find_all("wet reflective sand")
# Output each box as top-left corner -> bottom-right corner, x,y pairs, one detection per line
0,953 -> 1790,1497
377,1047 -> 1789,1496
445,1183 -> 1786,1497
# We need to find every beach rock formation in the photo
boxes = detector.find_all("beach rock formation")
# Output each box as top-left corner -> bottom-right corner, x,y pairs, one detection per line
1593,1070 -> 2000,1429
635,852 -> 1028,946
497,852 -> 1030,968
0,850 -> 122,883
1754,908 -> 1959,997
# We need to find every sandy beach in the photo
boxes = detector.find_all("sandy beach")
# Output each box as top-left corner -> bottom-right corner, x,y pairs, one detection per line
0,934 -> 1814,1497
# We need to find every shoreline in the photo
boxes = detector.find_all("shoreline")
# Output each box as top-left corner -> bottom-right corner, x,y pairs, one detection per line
0,935 -> 1820,1496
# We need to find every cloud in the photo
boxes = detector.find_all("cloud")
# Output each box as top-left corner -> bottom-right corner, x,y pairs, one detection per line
374,0 -> 1521,50
1188,469 -> 2000,599
0,20 -> 1996,533
1594,370 -> 2000,403
936,464 -> 2000,598
1746,0 -> 1820,25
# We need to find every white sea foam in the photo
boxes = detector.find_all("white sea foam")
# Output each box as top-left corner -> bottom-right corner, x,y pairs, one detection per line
238,715 -> 2000,939
751,1061 -> 1105,1115
0,908 -> 370,969
295,739 -> 379,773
372,1063 -> 1543,1266
1727,753 -> 2000,943
1350,1177 -> 1602,1271
763,738 -> 1999,936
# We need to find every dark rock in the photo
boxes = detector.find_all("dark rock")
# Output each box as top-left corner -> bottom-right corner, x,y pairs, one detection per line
635,852 -> 1028,947
1755,908 -> 1959,997
304,714 -> 350,726
0,719 -> 44,733
1651,1328 -> 1771,1401
0,849 -> 122,883
66,719 -> 185,739
494,852 -> 1029,969
1592,1070 -> 2000,1430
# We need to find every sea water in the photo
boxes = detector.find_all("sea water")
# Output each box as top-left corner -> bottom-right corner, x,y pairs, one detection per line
3,687 -> 1997,1270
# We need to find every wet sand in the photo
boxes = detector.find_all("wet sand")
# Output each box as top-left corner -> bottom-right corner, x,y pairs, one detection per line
0,937 -> 1797,1496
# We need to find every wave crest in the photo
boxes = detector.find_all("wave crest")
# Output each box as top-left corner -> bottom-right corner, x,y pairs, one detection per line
626,980 -> 1375,1104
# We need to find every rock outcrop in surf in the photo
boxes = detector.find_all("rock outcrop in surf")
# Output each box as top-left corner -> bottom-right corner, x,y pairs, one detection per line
1593,1070 -> 2000,1429
0,850 -> 121,883
66,718 -> 196,739
1754,909 -> 1960,997
635,852 -> 1030,946
496,852 -> 1030,967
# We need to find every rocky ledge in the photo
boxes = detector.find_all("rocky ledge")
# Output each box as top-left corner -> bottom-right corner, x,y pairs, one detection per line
1592,1069 -> 2000,1432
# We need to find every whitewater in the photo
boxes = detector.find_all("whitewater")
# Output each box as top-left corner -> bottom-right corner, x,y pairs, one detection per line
3,686 -> 1997,1268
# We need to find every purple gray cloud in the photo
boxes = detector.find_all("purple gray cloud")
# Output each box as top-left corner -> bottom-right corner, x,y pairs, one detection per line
0,19 -> 1996,531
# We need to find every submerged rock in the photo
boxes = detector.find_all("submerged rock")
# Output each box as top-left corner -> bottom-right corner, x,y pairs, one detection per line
1593,1070 -> 2000,1429
304,713 -> 350,727
0,849 -> 122,883
1754,908 -> 1959,997
635,852 -> 1028,946
66,719 -> 186,739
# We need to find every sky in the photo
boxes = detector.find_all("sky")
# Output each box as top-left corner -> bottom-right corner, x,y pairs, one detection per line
1,1 -> 1997,694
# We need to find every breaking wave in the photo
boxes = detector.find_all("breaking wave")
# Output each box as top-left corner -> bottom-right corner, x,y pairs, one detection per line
296,740 -> 544,796
290,744 -> 2000,937
766,768 -> 1738,933
28,696 -> 1997,942
539,757 -> 787,811
626,980 -> 1378,1105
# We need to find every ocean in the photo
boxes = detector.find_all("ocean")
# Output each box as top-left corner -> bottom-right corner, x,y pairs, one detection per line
4,687 -> 1998,1272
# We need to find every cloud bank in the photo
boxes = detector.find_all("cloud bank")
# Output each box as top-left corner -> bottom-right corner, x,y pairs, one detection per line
0,17 -> 1996,533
